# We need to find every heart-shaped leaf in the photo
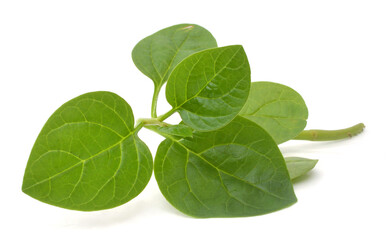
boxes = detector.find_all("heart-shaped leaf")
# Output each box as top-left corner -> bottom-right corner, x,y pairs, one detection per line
166,45 -> 251,131
240,82 -> 308,144
154,116 -> 296,218
22,92 -> 153,211
285,157 -> 318,180
132,24 -> 217,89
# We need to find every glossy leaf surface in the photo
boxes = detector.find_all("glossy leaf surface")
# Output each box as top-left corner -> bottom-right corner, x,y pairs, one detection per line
154,116 -> 296,218
132,24 -> 217,88
166,45 -> 251,131
240,82 -> 308,144
22,92 -> 153,211
285,157 -> 318,180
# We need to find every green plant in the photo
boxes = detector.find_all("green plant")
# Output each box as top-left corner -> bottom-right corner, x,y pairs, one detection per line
22,24 -> 364,218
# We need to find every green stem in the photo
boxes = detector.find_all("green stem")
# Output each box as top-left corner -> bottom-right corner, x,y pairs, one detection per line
133,121 -> 145,133
293,123 -> 365,141
136,118 -> 169,127
134,108 -> 177,134
151,84 -> 162,118
157,108 -> 177,122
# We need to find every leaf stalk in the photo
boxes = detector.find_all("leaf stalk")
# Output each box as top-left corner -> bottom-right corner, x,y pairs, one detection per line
157,108 -> 177,122
151,84 -> 162,118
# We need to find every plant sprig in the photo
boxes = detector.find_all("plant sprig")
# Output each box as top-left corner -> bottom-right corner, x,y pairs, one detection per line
22,24 -> 364,217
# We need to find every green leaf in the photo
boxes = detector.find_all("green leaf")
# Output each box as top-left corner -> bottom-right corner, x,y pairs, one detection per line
132,24 -> 217,89
154,116 -> 296,218
239,81 -> 308,144
22,92 -> 153,211
285,157 -> 318,180
157,124 -> 193,138
166,45 -> 251,131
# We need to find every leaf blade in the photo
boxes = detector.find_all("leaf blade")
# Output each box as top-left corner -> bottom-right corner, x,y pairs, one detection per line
240,81 -> 308,144
132,24 -> 217,88
285,157 -> 318,180
154,116 -> 296,218
166,45 -> 251,131
22,92 -> 153,211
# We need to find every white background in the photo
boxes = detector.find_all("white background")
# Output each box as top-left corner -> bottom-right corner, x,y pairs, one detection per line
1,0 -> 389,239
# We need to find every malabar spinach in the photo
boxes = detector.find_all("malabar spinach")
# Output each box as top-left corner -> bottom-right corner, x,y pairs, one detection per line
153,117 -> 296,217
22,23 -> 365,217
165,45 -> 251,131
22,92 -> 152,210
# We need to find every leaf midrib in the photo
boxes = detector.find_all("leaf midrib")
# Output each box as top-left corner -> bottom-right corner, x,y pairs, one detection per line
166,136 -> 293,201
23,132 -> 135,191
170,46 -> 243,113
159,30 -> 192,84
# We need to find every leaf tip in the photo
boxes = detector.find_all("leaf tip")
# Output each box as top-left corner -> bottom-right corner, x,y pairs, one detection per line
21,182 -> 30,196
